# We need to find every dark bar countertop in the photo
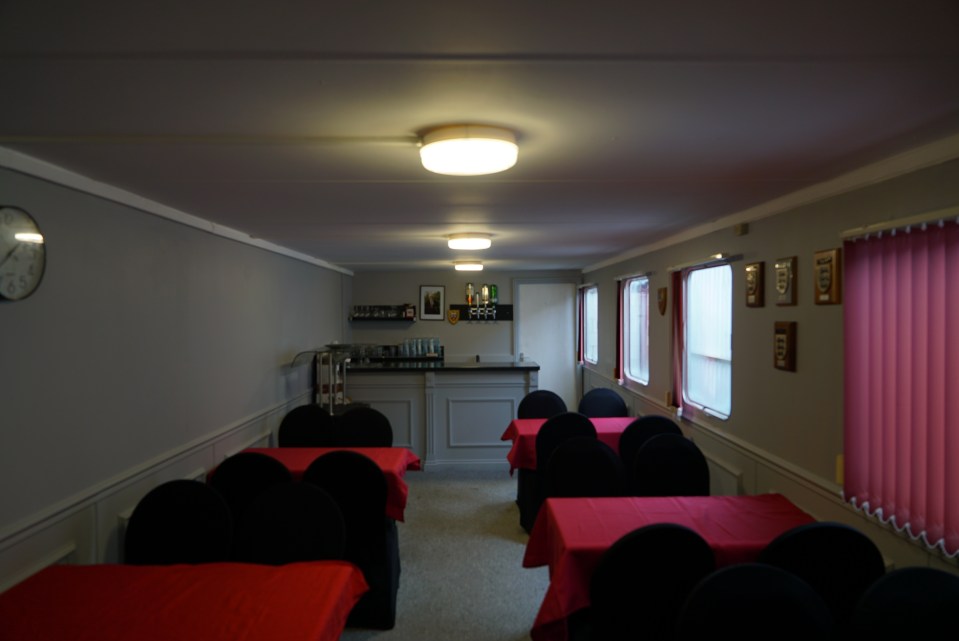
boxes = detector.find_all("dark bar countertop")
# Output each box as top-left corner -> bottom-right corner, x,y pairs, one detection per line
346,361 -> 539,373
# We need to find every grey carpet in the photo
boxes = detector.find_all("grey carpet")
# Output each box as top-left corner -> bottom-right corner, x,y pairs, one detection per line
340,463 -> 549,641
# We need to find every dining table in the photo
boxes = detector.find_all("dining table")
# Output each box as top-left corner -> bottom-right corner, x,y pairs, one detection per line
0,560 -> 368,641
500,416 -> 635,473
522,493 -> 816,641
242,446 -> 421,521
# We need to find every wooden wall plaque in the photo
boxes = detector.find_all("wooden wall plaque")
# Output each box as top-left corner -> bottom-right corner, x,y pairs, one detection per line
774,321 -> 797,371
745,262 -> 764,307
814,248 -> 842,304
774,257 -> 797,306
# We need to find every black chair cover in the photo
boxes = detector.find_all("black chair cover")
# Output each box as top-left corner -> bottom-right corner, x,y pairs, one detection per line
617,414 -> 682,469
676,563 -> 834,641
757,521 -> 886,627
124,479 -> 232,565
518,390 -> 568,419
335,406 -> 394,447
304,450 -> 400,629
208,451 -> 293,524
577,388 -> 628,418
543,436 -> 627,499
277,403 -> 338,447
520,412 -> 597,532
630,432 -> 710,497
847,566 -> 959,639
587,523 -> 716,641
232,482 -> 346,565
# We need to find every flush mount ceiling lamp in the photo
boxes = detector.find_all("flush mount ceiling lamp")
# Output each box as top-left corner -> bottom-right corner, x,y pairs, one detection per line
454,260 -> 484,271
447,233 -> 492,250
420,125 -> 518,176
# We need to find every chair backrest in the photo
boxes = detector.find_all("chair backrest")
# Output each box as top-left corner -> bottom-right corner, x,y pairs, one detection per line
543,436 -> 627,499
207,451 -> 294,523
534,411 -> 597,474
335,406 -> 394,447
303,450 -> 389,565
847,566 -> 959,638
589,523 -> 716,640
232,482 -> 346,565
676,563 -> 834,641
757,521 -> 886,626
618,414 -> 682,469
124,479 -> 232,565
277,403 -> 338,447
518,390 -> 568,419
577,387 -> 628,418
630,432 -> 710,497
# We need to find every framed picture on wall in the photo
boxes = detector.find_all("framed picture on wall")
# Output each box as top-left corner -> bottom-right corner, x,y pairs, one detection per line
420,285 -> 445,320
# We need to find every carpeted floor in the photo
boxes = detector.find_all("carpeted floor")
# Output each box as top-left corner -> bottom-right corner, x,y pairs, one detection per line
340,464 -> 549,641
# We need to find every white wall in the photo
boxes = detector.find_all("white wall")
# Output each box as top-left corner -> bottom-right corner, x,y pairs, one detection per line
582,156 -> 959,573
0,166 -> 350,584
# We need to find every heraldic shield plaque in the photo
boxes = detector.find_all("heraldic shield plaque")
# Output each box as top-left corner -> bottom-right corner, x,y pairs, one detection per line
745,262 -> 764,307
774,256 -> 797,306
814,248 -> 842,305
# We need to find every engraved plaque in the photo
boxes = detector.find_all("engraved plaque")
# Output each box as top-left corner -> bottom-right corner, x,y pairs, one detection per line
774,256 -> 797,306
774,321 -> 797,371
745,262 -> 764,307
814,248 -> 842,304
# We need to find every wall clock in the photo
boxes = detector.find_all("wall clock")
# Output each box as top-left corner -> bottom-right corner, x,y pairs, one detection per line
0,206 -> 46,301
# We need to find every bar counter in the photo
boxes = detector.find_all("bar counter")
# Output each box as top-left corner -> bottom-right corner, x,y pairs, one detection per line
347,360 -> 540,373
345,361 -> 540,464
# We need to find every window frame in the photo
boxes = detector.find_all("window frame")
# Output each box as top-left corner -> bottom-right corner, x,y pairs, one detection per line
582,284 -> 599,365
681,262 -> 732,419
622,275 -> 650,385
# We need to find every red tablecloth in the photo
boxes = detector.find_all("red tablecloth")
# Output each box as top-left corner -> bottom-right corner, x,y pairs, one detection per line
500,417 -> 635,473
0,561 -> 368,641
523,494 -> 816,641
243,447 -> 421,521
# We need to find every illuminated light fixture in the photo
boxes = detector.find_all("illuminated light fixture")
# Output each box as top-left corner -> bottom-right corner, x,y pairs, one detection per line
14,232 -> 44,244
447,233 -> 492,250
454,261 -> 484,272
420,125 -> 518,176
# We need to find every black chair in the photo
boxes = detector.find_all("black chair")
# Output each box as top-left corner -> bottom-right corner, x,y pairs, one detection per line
124,479 -> 232,565
543,437 -> 627,499
335,405 -> 394,447
207,451 -> 294,524
277,403 -> 338,447
630,432 -> 710,497
518,390 -> 568,419
304,450 -> 400,629
847,566 -> 959,639
232,482 -> 346,565
577,388 -> 628,418
520,411 -> 597,532
675,563 -> 834,641
757,521 -> 886,627
617,414 -> 682,470
584,523 -> 716,641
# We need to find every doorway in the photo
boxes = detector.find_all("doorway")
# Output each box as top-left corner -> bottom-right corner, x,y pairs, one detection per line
515,280 -> 579,410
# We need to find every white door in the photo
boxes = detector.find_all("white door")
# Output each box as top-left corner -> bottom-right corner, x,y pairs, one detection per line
516,281 -> 578,410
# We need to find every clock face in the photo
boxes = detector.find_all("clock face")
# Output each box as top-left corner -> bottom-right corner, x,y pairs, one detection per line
0,206 -> 46,301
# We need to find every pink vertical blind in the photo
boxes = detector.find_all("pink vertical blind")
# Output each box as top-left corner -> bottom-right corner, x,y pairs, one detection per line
844,218 -> 959,557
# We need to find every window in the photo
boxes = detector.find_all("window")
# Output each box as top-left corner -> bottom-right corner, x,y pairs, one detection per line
683,264 -> 732,418
623,276 -> 650,384
582,285 -> 598,364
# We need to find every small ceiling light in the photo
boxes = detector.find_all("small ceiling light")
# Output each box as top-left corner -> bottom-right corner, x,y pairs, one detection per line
448,233 -> 492,250
454,261 -> 484,272
420,125 -> 518,176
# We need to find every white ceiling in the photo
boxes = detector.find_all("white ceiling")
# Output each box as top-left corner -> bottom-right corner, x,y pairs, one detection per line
2,0 -> 959,272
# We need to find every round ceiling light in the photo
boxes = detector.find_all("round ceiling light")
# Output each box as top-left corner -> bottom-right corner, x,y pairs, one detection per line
448,233 -> 492,250
420,125 -> 518,176
454,261 -> 484,271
